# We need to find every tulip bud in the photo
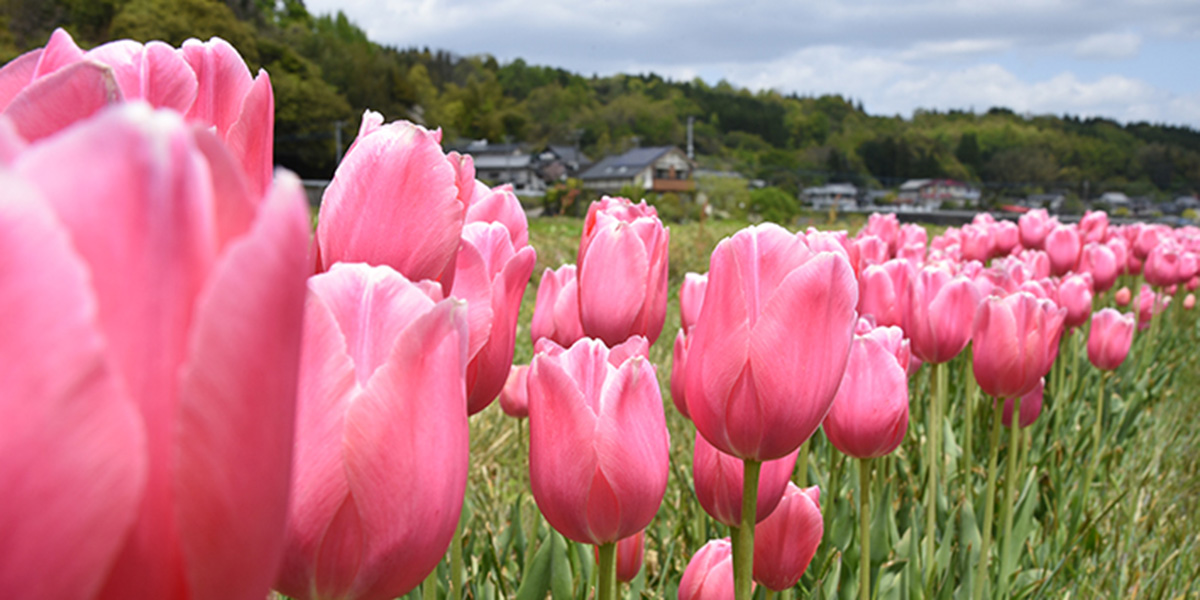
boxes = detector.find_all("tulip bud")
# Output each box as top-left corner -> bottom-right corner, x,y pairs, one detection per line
528,338 -> 669,545
1185,293 -> 1196,310
1018,208 -> 1055,249
904,266 -> 981,364
499,364 -> 530,419
1114,286 -> 1132,307
577,196 -> 670,345
692,432 -> 799,527
823,328 -> 910,459
753,483 -> 823,592
973,292 -> 1066,399
686,224 -> 857,461
1001,378 -> 1044,429
1058,273 -> 1094,330
678,539 -> 737,600
530,264 -> 585,347
1087,308 -> 1135,371
1045,224 -> 1082,276
1078,242 -> 1119,293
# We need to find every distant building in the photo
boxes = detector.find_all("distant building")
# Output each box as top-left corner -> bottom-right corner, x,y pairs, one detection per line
803,183 -> 858,210
536,145 -> 592,182
1096,191 -> 1131,208
454,140 -> 545,195
579,146 -> 694,195
896,178 -> 978,209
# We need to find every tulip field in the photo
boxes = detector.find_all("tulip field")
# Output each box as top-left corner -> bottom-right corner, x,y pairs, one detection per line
6,28 -> 1200,600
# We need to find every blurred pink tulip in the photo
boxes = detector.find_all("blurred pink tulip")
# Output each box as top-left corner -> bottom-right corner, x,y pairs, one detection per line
671,329 -> 694,419
858,259 -> 913,328
855,234 -> 891,267
1,104 -> 310,599
1107,238 -> 1130,275
685,224 -> 858,461
973,292 -> 1066,398
280,264 -> 470,600
753,483 -> 823,591
450,222 -> 536,414
1058,273 -> 1095,330
499,364 -> 530,419
1187,276 -> 1199,292
1018,249 -> 1052,280
528,337 -> 669,545
680,272 -> 710,330
1018,208 -> 1055,249
0,29 -> 273,196
860,212 -> 901,253
1000,378 -> 1044,429
1132,224 -> 1167,260
530,264 -> 586,347
961,224 -> 994,262
1144,242 -> 1185,288
578,196 -> 670,345
1078,242 -> 1119,292
904,266 -> 982,364
1185,293 -> 1196,310
670,272 -> 709,419
316,112 -> 470,292
679,539 -> 738,600
823,327 -> 910,459
1115,286 -> 1132,307
1045,224 -> 1082,276
692,431 -> 800,528
1087,308 -> 1135,371
594,530 -> 646,583
1079,210 -> 1109,244
1136,285 -> 1168,330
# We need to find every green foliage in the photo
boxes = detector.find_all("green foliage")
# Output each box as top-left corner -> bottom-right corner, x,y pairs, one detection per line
748,185 -> 799,224
110,0 -> 259,63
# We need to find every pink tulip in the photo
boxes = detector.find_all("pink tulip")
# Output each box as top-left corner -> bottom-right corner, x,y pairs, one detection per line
594,530 -> 646,583
671,329 -> 694,419
1132,224 -> 1167,260
753,483 -> 824,591
1115,286 -> 1132,307
450,222 -> 537,414
1087,308 -> 1135,371
1107,238 -> 1130,276
577,196 -> 670,345
1,104 -> 310,599
1045,224 -> 1082,276
685,224 -> 858,461
898,222 -> 928,251
316,112 -> 470,292
1018,249 -> 1052,280
499,364 -> 530,419
528,337 -> 669,545
670,272 -> 710,419
1078,242 -> 1119,293
679,539 -> 738,600
973,292 -> 1066,398
1185,294 -> 1196,310
1187,276 -> 1199,292
1018,208 -> 1055,249
1135,285 -> 1168,330
860,212 -> 901,254
904,266 -> 982,364
993,220 -> 1020,256
1,29 -> 273,196
823,327 -> 910,459
1144,242 -> 1185,288
462,182 -> 530,248
1079,210 -> 1109,244
858,259 -> 913,328
960,224 -> 993,262
692,432 -> 800,527
1000,378 -> 1044,429
680,272 -> 710,330
1058,273 -> 1095,330
854,234 -> 891,268
280,264 -> 470,600
530,264 -> 586,347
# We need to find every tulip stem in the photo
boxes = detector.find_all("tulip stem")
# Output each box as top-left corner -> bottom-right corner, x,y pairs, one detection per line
924,361 -> 945,586
423,565 -> 439,600
1081,371 -> 1109,513
963,354 -> 978,485
859,458 -> 873,600
733,459 -> 762,600
450,513 -> 464,599
972,398 -> 1004,600
596,542 -> 617,600
796,439 -> 810,487
997,394 -> 1023,598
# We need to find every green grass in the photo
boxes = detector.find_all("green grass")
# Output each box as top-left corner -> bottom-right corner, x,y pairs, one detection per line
417,216 -> 1200,600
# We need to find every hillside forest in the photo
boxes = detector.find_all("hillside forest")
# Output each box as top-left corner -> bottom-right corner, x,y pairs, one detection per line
5,0 -> 1200,209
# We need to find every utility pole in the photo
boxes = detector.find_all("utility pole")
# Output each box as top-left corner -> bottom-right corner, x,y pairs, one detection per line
334,120 -> 345,165
687,115 -> 694,160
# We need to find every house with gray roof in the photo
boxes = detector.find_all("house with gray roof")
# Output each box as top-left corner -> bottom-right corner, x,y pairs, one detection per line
579,146 -> 694,195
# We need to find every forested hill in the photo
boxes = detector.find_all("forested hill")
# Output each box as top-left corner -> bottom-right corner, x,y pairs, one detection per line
5,0 -> 1199,202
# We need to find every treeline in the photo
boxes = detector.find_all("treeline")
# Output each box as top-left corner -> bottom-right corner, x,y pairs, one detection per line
5,0 -> 1199,202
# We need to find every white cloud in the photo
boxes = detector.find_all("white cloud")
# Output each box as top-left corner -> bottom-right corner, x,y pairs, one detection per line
1073,32 -> 1143,59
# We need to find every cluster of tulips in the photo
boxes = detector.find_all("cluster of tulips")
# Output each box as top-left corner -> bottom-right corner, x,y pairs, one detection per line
5,28 -> 1200,600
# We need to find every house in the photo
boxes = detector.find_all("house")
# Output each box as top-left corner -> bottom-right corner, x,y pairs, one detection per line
803,183 -> 858,211
536,145 -> 592,182
896,178 -> 979,209
453,140 -> 546,195
579,146 -> 694,195
1026,193 -> 1066,212
1096,191 -> 1130,208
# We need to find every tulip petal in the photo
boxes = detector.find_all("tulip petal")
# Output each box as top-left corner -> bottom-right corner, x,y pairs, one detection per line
33,28 -> 84,77
579,221 -> 650,345
225,71 -> 273,198
0,47 -> 42,111
173,173 -> 309,600
4,60 -> 121,142
344,299 -> 470,599
0,177 -> 145,600
749,253 -> 856,459
181,37 -> 254,136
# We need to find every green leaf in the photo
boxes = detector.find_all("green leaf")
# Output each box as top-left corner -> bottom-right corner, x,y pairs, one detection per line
515,534 -> 553,600
549,533 -> 574,600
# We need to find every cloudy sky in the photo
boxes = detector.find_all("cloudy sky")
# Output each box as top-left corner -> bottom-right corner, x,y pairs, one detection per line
302,0 -> 1200,128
